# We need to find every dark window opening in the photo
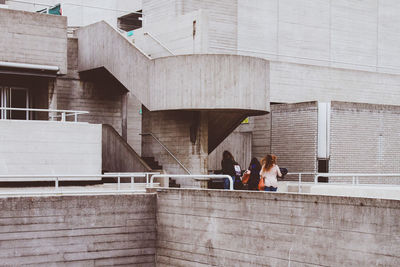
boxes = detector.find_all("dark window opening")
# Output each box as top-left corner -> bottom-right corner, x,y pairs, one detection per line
118,10 -> 142,31
318,159 -> 329,182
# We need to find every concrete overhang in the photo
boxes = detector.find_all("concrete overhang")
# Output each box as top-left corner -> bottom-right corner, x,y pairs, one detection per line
76,21 -> 270,115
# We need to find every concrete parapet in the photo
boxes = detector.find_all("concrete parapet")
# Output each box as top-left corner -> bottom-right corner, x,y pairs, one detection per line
155,188 -> 400,266
0,194 -> 156,266
0,8 -> 67,74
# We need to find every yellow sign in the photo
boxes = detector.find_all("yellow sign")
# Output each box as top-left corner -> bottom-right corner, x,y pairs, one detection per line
242,117 -> 249,124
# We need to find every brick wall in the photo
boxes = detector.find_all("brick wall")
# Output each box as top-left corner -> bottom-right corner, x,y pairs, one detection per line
330,102 -> 400,184
156,189 -> 400,266
0,9 -> 67,74
271,102 -> 318,180
0,194 -> 156,266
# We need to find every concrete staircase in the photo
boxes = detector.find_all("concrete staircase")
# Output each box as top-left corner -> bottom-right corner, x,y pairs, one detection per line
76,21 -> 269,175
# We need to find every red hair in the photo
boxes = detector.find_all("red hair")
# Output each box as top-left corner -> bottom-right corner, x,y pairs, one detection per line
261,154 -> 277,172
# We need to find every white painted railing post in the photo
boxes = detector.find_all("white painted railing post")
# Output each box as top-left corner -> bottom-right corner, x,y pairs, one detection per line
117,176 -> 121,190
74,113 -> 78,122
130,176 -> 134,190
298,173 -> 302,193
61,112 -> 66,122
55,177 -> 59,189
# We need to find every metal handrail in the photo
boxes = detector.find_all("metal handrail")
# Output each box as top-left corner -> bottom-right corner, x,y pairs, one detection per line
284,172 -> 400,193
286,172 -> 316,193
0,173 -> 147,191
314,173 -> 400,185
140,133 -> 191,174
143,32 -> 175,56
0,107 -> 89,122
150,174 -> 234,190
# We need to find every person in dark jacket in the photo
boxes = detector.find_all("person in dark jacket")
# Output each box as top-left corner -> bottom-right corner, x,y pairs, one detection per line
247,157 -> 261,190
221,150 -> 236,189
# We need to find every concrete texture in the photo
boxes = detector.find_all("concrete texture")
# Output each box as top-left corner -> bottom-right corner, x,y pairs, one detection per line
102,124 -> 151,174
0,8 -> 67,74
155,188 -> 400,266
0,120 -> 101,176
76,21 -> 269,114
55,39 -> 124,133
208,132 -> 252,171
0,194 -> 156,266
142,110 -> 208,186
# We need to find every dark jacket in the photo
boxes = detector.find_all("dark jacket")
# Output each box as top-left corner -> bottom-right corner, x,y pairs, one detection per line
248,163 -> 261,190
221,158 -> 236,177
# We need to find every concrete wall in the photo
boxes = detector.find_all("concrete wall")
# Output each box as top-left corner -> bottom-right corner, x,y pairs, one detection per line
143,0 -> 238,53
0,194 -> 156,266
77,21 -> 269,114
270,61 -> 400,106
0,120 -> 101,175
132,10 -> 209,58
55,38 -> 126,136
329,102 -> 400,184
208,132 -> 252,171
149,54 -> 269,112
236,0 -> 400,75
140,0 -> 400,106
156,188 -> 400,266
0,8 -> 67,74
142,110 -> 208,186
271,102 -> 318,179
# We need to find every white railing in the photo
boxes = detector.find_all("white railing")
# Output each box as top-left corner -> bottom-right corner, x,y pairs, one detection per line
314,173 -> 400,185
0,107 -> 89,122
105,172 -> 160,186
285,172 -> 400,193
0,173 -> 148,194
287,172 -> 316,193
150,174 -> 234,190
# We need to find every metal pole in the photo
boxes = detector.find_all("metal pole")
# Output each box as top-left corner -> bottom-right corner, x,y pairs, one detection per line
118,176 -> 120,190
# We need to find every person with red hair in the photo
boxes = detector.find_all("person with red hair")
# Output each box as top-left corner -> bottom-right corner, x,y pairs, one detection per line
259,154 -> 282,192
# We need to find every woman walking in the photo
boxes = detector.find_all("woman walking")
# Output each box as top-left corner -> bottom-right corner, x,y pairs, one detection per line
260,154 -> 282,192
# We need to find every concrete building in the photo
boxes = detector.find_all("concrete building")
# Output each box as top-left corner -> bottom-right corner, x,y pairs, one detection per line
0,5 -> 268,187
1,0 -> 400,185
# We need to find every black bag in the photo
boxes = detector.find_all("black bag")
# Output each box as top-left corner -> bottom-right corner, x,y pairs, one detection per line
280,168 -> 288,178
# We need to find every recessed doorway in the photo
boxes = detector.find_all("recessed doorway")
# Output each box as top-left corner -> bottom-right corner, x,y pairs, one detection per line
0,87 -> 29,120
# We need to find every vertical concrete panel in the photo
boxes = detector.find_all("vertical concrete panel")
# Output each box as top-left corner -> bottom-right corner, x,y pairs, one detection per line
0,9 -> 67,74
0,121 -> 101,175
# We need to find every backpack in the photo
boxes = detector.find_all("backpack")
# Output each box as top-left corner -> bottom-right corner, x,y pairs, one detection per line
233,163 -> 243,190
